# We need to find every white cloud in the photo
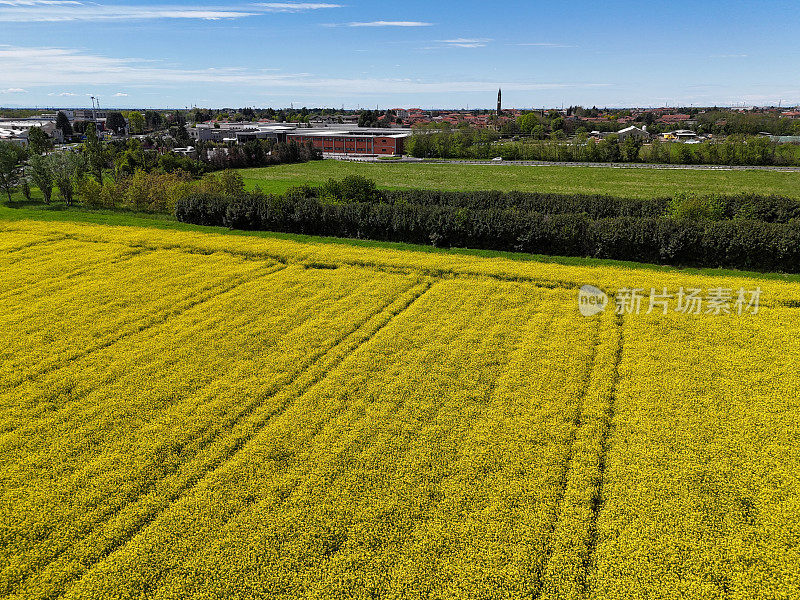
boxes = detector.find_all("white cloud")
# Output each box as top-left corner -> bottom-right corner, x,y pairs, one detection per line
0,45 -> 610,96
710,54 -> 748,59
0,87 -> 27,92
46,91 -> 77,96
437,38 -> 491,48
347,21 -> 433,27
0,1 -> 341,22
253,2 -> 342,11
514,42 -> 577,48
113,92 -> 128,97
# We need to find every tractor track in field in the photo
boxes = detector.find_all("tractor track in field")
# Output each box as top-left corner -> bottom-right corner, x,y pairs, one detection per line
39,280 -> 433,600
145,279 -> 440,590
534,314 -> 604,597
0,278 -> 260,439
0,262 -> 286,392
0,262 -> 304,442
4,271 -> 413,595
270,286 -> 546,582
1,236 -> 67,256
0,264 -> 295,594
23,230 -> 591,293
0,247 -> 149,303
580,313 -> 625,596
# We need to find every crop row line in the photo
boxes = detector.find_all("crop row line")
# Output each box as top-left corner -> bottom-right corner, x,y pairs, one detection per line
538,311 -> 624,600
0,247 -> 150,305
144,279 -> 438,589
1,267 -> 402,595
581,313 -> 625,597
533,314 -> 603,598
0,262 -> 285,392
0,264 -> 298,594
39,280 -> 432,600
19,230 -> 587,292
0,279 -> 249,439
2,236 -> 66,256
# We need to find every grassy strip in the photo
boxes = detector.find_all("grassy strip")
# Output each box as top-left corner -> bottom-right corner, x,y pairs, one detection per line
4,200 -> 800,284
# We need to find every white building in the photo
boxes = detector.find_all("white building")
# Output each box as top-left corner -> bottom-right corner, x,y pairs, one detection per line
0,119 -> 64,146
617,125 -> 650,141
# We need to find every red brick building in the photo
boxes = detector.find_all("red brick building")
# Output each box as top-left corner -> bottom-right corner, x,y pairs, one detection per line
287,130 -> 410,156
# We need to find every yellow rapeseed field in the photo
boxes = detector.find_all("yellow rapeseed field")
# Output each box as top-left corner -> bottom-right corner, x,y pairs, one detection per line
1,219 -> 798,599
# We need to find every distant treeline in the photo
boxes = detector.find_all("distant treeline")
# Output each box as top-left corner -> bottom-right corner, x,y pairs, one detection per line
175,176 -> 800,273
407,131 -> 800,166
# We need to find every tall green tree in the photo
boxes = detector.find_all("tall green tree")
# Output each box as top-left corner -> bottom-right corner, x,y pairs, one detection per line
144,110 -> 163,131
27,126 -> 53,155
56,111 -> 73,137
0,141 -> 24,202
28,154 -> 54,204
126,111 -> 145,134
50,152 -> 85,206
174,124 -> 191,146
83,123 -> 105,182
621,136 -> 643,162
106,111 -> 127,135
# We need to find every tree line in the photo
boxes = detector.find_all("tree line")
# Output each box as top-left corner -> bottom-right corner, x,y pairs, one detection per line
406,129 -> 800,166
175,176 -> 800,273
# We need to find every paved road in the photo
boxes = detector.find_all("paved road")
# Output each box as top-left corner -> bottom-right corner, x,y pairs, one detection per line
324,154 -> 800,172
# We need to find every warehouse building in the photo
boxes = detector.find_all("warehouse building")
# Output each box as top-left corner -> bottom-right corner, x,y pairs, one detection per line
287,129 -> 412,156
189,123 -> 295,143
0,118 -> 64,146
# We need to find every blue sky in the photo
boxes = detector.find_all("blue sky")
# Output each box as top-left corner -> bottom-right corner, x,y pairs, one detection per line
0,0 -> 798,109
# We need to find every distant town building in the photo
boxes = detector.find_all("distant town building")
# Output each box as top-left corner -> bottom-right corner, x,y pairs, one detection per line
658,114 -> 692,124
661,129 -> 699,142
497,88 -> 502,130
0,118 -> 64,146
617,125 -> 650,141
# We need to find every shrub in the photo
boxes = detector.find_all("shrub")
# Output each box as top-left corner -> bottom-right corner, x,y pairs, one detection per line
320,175 -> 380,204
665,192 -> 725,221
78,177 -> 104,208
174,193 -> 230,226
217,169 -> 246,198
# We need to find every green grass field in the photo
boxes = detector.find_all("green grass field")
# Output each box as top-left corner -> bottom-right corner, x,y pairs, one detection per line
240,160 -> 800,199
3,158 -> 799,282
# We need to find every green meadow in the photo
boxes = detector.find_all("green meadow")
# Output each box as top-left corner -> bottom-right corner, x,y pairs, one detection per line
239,160 -> 800,199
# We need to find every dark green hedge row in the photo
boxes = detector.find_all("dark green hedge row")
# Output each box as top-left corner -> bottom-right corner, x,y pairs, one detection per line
381,190 -> 670,219
381,191 -> 800,223
175,192 -> 800,272
302,185 -> 800,223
